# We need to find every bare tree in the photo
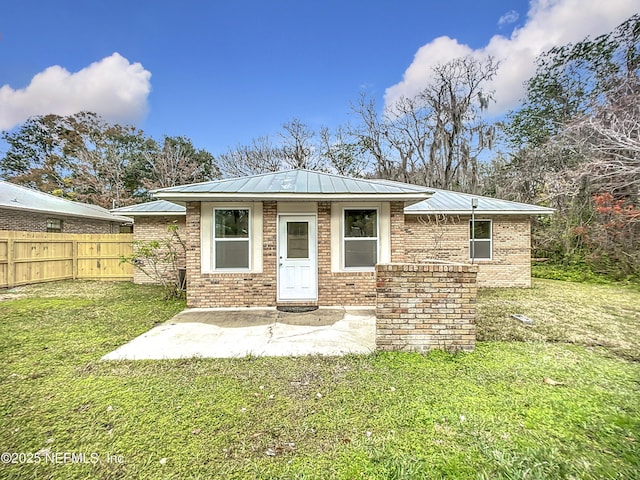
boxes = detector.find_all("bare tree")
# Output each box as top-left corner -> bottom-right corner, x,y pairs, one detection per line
349,93 -> 399,179
216,136 -> 284,177
142,138 -> 212,190
73,144 -> 133,208
280,118 -> 316,169
418,56 -> 498,192
558,78 -> 640,196
383,95 -> 431,183
318,126 -> 367,177
350,56 -> 498,191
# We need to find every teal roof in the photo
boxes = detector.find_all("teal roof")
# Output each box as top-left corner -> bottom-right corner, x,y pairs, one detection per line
153,170 -> 433,203
111,200 -> 186,216
405,188 -> 554,215
0,180 -> 132,223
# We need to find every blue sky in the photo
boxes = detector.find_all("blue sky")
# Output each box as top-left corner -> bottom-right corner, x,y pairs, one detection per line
0,0 -> 636,157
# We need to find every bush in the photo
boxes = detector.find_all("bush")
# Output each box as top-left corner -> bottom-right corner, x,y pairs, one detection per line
121,223 -> 187,299
532,261 -> 639,285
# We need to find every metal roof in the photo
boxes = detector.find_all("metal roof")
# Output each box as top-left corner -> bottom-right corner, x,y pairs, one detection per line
153,169 -> 433,203
405,188 -> 554,215
0,180 -> 133,223
143,171 -> 553,216
111,200 -> 186,216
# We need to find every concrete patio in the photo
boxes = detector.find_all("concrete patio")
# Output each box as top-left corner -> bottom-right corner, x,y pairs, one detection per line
102,306 -> 376,360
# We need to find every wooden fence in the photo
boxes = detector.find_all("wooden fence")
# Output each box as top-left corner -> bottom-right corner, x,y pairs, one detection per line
0,231 -> 133,288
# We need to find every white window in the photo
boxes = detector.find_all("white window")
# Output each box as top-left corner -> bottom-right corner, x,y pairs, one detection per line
46,218 -> 62,233
213,209 -> 250,270
470,219 -> 492,260
343,208 -> 378,269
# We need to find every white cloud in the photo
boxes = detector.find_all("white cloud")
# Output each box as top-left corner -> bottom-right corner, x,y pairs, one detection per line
0,53 -> 151,130
385,0 -> 638,117
498,10 -> 519,27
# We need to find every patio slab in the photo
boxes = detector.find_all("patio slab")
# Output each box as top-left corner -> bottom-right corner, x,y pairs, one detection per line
101,307 -> 376,360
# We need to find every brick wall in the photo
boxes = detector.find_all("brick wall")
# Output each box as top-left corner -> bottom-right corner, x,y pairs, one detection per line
317,201 -> 408,306
0,208 -> 123,234
404,214 -> 532,287
184,201 -> 408,308
185,202 -> 526,307
185,201 -> 278,308
376,262 -> 477,352
390,201 -> 406,262
132,216 -> 186,284
317,202 -> 377,306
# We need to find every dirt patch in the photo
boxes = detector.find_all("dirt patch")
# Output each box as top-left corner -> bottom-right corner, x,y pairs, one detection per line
0,287 -> 27,302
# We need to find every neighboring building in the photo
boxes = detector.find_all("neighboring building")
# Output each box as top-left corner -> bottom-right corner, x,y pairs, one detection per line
111,200 -> 186,284
0,180 -> 132,234
116,170 -> 552,308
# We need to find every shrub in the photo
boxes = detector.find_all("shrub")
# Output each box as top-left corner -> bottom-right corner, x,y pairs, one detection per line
121,223 -> 187,299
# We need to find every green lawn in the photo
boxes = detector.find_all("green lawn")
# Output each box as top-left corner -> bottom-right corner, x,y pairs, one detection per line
0,280 -> 638,479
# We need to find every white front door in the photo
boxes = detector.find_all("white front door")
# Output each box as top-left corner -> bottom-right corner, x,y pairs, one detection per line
278,215 -> 317,301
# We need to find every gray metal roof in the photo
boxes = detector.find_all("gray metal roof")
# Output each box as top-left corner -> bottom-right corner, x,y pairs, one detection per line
405,188 -> 554,215
146,171 -> 552,216
0,180 -> 133,223
154,169 -> 433,203
111,200 -> 186,216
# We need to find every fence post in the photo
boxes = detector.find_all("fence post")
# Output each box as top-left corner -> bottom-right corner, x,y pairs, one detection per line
72,240 -> 78,280
7,239 -> 15,288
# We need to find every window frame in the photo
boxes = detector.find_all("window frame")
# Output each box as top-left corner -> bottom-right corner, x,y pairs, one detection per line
46,218 -> 63,233
342,207 -> 379,271
213,207 -> 251,271
469,219 -> 492,261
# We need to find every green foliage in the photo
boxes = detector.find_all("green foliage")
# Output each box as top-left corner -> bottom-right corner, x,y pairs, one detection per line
0,113 -> 88,193
319,126 -> 367,178
530,193 -> 640,281
163,135 -> 218,180
140,135 -> 220,193
532,262 -> 640,286
506,14 -> 640,149
496,14 -> 640,281
1,112 -> 216,208
532,262 -> 607,283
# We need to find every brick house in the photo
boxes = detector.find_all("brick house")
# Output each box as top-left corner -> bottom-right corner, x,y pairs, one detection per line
0,180 -> 132,234
115,170 -> 552,309
109,200 -> 186,285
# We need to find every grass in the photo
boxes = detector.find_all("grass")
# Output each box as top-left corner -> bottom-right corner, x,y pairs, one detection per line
0,280 -> 639,479
478,279 -> 640,361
